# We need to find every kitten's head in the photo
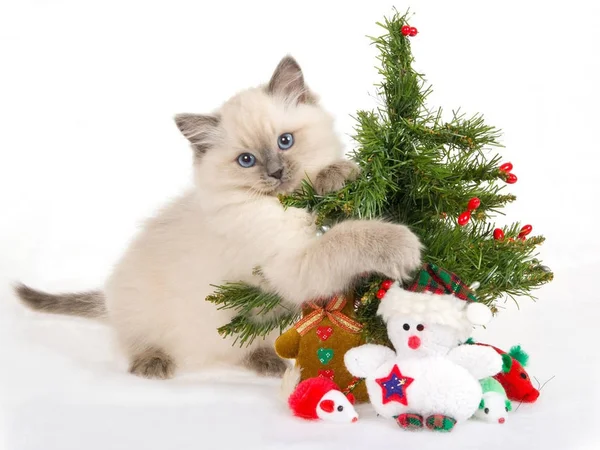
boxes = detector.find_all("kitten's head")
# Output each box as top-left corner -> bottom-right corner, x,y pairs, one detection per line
175,56 -> 343,197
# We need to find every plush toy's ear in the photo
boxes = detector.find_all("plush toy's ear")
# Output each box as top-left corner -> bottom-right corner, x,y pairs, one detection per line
501,354 -> 513,373
346,393 -> 356,405
479,399 -> 485,409
319,399 -> 334,413
505,399 -> 512,412
508,345 -> 529,367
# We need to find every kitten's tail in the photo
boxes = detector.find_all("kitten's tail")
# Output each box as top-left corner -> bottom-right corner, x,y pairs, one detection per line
14,283 -> 107,319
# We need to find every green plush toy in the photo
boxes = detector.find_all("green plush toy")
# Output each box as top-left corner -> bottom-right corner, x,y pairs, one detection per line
474,377 -> 512,425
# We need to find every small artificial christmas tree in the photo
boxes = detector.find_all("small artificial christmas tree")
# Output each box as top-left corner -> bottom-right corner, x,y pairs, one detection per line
206,10 -> 553,347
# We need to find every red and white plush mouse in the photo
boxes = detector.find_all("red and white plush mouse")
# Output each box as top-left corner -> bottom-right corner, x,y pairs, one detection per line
288,377 -> 359,423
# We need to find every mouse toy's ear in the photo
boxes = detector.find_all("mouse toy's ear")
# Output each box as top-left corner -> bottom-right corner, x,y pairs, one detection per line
319,399 -> 334,413
501,354 -> 513,373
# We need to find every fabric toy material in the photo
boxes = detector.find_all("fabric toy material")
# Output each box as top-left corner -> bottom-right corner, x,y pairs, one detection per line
275,295 -> 369,402
345,264 -> 502,432
288,377 -> 359,423
474,377 -> 511,424
377,263 -> 493,343
466,340 -> 539,403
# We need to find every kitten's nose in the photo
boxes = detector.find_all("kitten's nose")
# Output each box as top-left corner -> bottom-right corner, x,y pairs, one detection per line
269,168 -> 283,180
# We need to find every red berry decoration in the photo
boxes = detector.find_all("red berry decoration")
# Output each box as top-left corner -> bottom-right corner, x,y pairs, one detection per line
376,289 -> 387,299
458,211 -> 471,226
493,228 -> 505,240
499,162 -> 513,173
401,25 -> 411,36
519,224 -> 533,238
467,197 -> 481,211
409,27 -> 418,36
381,279 -> 393,290
505,173 -> 518,184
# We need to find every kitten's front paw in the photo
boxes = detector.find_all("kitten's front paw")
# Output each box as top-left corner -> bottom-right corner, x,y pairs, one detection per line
374,224 -> 423,282
314,160 -> 360,195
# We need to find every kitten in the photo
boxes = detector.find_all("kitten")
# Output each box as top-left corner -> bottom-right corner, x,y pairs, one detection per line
16,56 -> 422,379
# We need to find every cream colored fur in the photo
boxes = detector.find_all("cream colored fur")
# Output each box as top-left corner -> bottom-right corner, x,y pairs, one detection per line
19,56 -> 423,378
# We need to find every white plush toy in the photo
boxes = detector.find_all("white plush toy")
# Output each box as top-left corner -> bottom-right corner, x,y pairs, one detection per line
345,263 -> 502,432
474,377 -> 512,424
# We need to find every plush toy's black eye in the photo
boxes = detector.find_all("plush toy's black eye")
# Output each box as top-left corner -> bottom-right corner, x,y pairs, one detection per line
277,133 -> 294,150
403,324 -> 410,331
484,408 -> 489,414
337,405 -> 344,412
520,372 -> 528,379
416,324 -> 424,331
237,153 -> 256,168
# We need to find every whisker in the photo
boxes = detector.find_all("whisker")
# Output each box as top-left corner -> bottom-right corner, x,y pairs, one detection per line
538,375 -> 556,392
514,375 -> 555,412
514,395 -> 527,411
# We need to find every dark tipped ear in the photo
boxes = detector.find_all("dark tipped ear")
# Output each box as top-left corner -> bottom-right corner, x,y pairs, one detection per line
267,55 -> 311,104
174,113 -> 220,156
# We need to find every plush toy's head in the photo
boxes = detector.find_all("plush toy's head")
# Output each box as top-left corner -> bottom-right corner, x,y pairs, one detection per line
288,377 -> 359,423
474,392 -> 511,424
473,377 -> 511,424
315,389 -> 359,423
386,315 -> 460,357
496,345 -> 539,403
377,264 -> 492,353
467,341 -> 540,403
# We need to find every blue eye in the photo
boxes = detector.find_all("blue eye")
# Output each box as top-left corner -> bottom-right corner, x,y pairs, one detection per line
277,133 -> 294,150
237,153 -> 256,168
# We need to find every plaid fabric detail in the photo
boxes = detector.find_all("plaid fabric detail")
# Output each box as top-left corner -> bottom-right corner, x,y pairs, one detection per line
342,377 -> 363,395
406,263 -> 478,303
425,415 -> 456,432
294,296 -> 363,336
396,413 -> 423,430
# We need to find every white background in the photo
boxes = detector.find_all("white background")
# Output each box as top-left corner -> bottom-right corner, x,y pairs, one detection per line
1,1 -> 599,449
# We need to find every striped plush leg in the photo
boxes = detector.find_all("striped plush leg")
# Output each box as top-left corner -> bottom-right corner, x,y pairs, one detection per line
425,415 -> 456,432
396,413 -> 424,430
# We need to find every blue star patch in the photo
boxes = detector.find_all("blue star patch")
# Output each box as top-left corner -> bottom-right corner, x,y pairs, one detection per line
375,364 -> 414,405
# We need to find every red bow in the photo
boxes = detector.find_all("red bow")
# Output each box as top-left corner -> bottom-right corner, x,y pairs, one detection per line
294,296 -> 363,336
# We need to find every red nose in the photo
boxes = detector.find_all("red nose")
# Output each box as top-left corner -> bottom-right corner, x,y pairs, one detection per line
523,389 -> 540,402
498,418 -> 505,424
408,336 -> 421,349
352,417 -> 358,423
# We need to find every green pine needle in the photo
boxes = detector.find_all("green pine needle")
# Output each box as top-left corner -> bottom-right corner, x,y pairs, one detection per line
205,8 -> 553,347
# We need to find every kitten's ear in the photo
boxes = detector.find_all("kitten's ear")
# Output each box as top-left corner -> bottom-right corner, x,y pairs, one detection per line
174,113 -> 220,156
267,55 -> 313,104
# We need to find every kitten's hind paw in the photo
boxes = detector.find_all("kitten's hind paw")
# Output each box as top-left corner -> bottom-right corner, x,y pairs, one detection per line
129,347 -> 176,379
